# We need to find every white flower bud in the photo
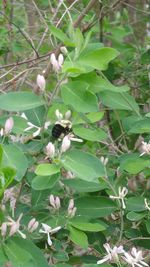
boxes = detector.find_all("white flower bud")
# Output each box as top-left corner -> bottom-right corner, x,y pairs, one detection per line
55,109 -> 63,121
28,218 -> 39,232
61,135 -> 71,153
58,53 -> 64,66
46,142 -> 55,158
1,222 -> 7,237
36,74 -> 46,92
49,194 -> 55,208
5,117 -> 14,135
68,199 -> 74,211
60,46 -> 68,55
0,128 -> 4,137
55,196 -> 61,209
65,110 -> 71,120
68,207 -> 77,218
50,53 -> 60,72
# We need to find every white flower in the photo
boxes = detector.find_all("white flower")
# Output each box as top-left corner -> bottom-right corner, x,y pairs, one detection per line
36,74 -> 46,92
122,247 -> 149,267
140,141 -> 150,156
109,187 -> 128,209
61,133 -> 83,153
144,198 -> 150,211
6,214 -> 26,239
24,121 -> 41,137
44,121 -> 51,129
28,218 -> 39,233
97,243 -> 124,264
45,142 -> 55,158
4,117 -> 14,135
0,222 -> 7,237
39,223 -> 61,246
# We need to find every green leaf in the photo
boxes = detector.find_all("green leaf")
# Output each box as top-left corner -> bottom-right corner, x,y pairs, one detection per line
75,197 -> 117,218
61,81 -> 98,113
0,167 -> 16,197
61,150 -> 105,182
63,178 -> 107,193
31,174 -> 60,190
128,118 -> 150,133
146,220 -> 150,234
35,163 -> 60,176
68,225 -> 88,249
69,221 -> 106,232
72,112 -> 104,125
126,211 -> 146,221
0,145 -> 3,165
2,144 -> 28,181
49,24 -> 74,46
0,246 -> 8,266
0,92 -> 44,111
126,197 -> 146,211
73,126 -> 107,142
75,72 -> 130,93
120,153 -> 150,174
78,47 -> 119,70
100,91 -> 139,114
6,237 -> 49,267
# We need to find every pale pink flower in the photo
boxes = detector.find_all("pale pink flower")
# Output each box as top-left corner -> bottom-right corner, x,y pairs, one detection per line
5,117 -> 14,135
39,223 -> 61,246
28,218 -> 39,233
36,74 -> 46,92
97,243 -> 124,264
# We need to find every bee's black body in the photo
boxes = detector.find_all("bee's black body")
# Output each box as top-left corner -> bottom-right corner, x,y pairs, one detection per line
52,123 -> 70,139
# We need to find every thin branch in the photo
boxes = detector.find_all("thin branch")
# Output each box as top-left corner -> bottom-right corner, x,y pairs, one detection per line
73,0 -> 97,28
0,11 -> 39,57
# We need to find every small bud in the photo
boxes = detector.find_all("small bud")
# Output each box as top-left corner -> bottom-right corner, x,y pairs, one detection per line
5,117 -> 14,135
55,196 -> 61,209
61,135 -> 71,153
1,222 -> 7,237
58,53 -> 64,66
46,142 -> 55,158
68,207 -> 77,218
36,74 -> 46,92
49,194 -> 55,208
60,46 -> 68,55
68,199 -> 74,211
50,53 -> 60,72
0,128 -> 4,137
28,218 -> 39,232
65,110 -> 71,120
55,109 -> 63,121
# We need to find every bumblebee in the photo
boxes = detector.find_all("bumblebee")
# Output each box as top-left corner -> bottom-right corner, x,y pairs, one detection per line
52,120 -> 72,139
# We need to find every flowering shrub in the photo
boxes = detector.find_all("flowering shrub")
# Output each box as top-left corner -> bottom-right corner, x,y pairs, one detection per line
0,1 -> 149,267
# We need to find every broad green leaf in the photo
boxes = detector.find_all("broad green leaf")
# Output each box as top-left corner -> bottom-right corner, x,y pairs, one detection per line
100,91 -> 139,114
49,24 -> 74,46
35,163 -> 60,176
63,178 -> 107,192
7,237 -> 49,267
72,112 -> 104,124
128,118 -> 150,133
0,167 -> 16,197
61,150 -> 105,182
120,153 -> 150,174
2,144 -> 28,181
75,197 -> 117,218
126,197 -> 146,211
126,211 -> 146,221
73,126 -> 107,142
31,174 -> 60,190
25,105 -> 46,127
61,81 -> 98,113
78,47 -> 119,70
122,115 -> 141,132
68,225 -> 88,249
74,28 -> 84,57
0,246 -> 8,266
69,221 -> 106,232
0,92 -> 44,111
74,72 -> 130,93
4,240 -> 33,267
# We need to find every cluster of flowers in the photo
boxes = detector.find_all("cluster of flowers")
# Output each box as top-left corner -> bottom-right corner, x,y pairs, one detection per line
36,46 -> 67,92
45,109 -> 83,157
97,243 -> 149,267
